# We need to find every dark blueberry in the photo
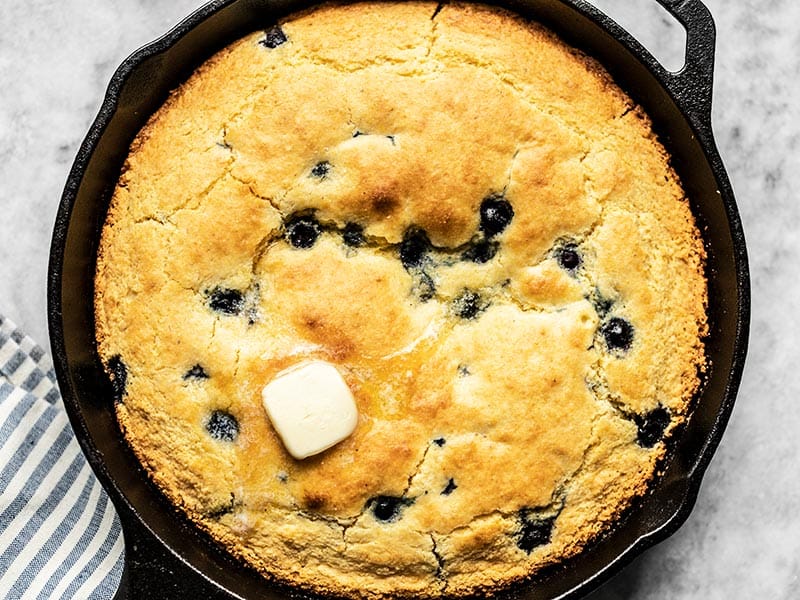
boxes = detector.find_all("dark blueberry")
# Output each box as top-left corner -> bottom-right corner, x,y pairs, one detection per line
441,479 -> 457,496
285,216 -> 322,249
479,195 -> 514,238
453,290 -> 486,320
462,239 -> 498,264
208,287 -> 245,315
260,25 -> 287,48
556,244 -> 582,271
400,227 -> 431,269
516,512 -> 556,553
588,290 -> 614,317
205,410 -> 239,442
601,317 -> 635,352
636,406 -> 671,448
183,364 -> 209,380
310,161 -> 331,179
343,223 -> 365,247
433,437 -> 446,447
107,355 -> 127,404
414,271 -> 436,302
368,495 -> 410,522
457,364 -> 471,377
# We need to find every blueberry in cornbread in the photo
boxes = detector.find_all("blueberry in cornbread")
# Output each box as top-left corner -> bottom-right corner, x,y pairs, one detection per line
285,215 -> 322,249
260,25 -> 287,49
636,406 -> 672,448
516,512 -> 557,554
369,495 -> 412,523
207,287 -> 245,316
479,195 -> 514,238
462,239 -> 498,264
556,243 -> 582,272
602,316 -> 635,353
342,222 -> 366,247
205,410 -> 239,443
310,161 -> 331,179
400,227 -> 431,270
183,364 -> 209,380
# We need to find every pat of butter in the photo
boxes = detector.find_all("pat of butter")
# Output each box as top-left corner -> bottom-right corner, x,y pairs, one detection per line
261,361 -> 358,460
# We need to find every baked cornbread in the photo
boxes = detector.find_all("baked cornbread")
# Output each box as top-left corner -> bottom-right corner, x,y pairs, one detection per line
94,2 -> 708,597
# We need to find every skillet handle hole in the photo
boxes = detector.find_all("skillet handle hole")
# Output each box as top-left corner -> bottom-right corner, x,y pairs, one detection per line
589,0 -> 687,73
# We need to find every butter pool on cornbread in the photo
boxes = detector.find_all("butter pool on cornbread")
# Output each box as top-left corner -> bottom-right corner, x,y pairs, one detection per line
94,1 -> 708,597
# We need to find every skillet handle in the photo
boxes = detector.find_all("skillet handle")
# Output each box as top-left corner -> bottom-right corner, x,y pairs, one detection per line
112,507 -> 237,600
654,0 -> 716,126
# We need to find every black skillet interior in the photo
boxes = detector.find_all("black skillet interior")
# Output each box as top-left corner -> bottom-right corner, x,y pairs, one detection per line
48,0 -> 749,598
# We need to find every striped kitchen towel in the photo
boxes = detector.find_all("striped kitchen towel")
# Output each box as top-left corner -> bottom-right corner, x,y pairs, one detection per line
0,315 -> 123,599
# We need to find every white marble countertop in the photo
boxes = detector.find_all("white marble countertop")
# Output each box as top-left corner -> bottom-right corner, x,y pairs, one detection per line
1,1 -> 796,598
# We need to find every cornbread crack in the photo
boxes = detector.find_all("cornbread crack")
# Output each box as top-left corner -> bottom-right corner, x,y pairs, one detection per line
94,2 -> 708,597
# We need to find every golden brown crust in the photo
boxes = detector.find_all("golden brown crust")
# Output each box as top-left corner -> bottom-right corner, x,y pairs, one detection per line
94,2 -> 708,597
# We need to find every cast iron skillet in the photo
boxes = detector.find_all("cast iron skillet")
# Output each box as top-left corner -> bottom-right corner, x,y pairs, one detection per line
48,0 -> 749,598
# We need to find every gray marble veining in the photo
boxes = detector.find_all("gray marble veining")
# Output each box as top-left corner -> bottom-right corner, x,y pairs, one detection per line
1,0 -> 798,597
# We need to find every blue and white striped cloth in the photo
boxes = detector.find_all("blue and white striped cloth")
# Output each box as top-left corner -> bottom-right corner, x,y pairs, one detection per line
0,315 -> 123,599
